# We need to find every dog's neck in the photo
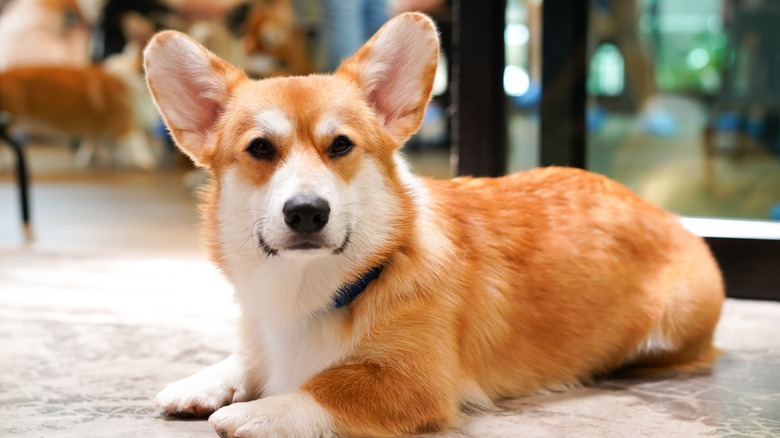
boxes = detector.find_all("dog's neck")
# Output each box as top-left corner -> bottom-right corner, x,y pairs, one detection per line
332,265 -> 384,308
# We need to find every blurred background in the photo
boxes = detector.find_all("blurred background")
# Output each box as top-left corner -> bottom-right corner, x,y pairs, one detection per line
2,2 -> 780,434
506,0 -> 780,222
1,0 -> 779,252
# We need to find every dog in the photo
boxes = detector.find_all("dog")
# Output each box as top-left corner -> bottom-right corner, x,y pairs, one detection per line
0,12 -> 159,169
145,12 -> 724,437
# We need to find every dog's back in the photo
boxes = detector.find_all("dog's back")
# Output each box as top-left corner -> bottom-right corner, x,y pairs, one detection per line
423,167 -> 723,398
0,66 -> 133,139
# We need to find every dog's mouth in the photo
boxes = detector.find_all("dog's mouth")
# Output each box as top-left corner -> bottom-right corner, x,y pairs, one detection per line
287,241 -> 323,251
257,229 -> 351,257
257,233 -> 279,256
333,231 -> 351,255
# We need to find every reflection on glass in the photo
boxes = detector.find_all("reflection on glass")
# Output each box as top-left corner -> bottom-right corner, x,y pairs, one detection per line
506,0 -> 541,172
587,0 -> 780,221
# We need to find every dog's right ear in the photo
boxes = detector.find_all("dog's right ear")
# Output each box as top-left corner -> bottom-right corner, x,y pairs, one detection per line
144,31 -> 246,166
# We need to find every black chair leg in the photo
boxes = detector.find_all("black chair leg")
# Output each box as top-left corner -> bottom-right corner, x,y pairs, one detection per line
0,126 -> 31,231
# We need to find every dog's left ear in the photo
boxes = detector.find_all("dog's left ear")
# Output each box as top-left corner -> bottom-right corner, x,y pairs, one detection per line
336,13 -> 439,145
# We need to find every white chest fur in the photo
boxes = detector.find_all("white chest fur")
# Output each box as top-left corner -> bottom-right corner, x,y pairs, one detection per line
216,169 -> 360,396
227,251 -> 355,396
257,306 -> 351,396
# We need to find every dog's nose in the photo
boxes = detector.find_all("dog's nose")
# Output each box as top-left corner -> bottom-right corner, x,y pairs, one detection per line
283,195 -> 330,232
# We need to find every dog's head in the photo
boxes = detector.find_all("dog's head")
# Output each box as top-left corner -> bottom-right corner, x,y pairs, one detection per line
144,13 -> 439,261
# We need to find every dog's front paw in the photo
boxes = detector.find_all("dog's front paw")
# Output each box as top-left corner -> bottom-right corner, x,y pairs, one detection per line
155,375 -> 242,417
155,355 -> 249,417
209,392 -> 333,438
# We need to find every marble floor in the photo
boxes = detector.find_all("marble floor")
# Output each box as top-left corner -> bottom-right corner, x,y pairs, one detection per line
1,144 -> 779,437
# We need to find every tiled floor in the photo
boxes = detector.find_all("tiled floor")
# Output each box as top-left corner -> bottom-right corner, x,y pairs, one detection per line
1,150 -> 779,437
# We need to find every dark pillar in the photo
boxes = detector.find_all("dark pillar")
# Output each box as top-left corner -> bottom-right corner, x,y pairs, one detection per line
540,0 -> 588,168
452,0 -> 507,177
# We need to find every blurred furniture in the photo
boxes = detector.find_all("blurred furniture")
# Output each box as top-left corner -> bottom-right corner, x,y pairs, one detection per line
703,1 -> 780,180
0,112 -> 31,231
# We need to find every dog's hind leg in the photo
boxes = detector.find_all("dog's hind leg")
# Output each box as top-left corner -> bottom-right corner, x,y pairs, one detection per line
625,238 -> 725,371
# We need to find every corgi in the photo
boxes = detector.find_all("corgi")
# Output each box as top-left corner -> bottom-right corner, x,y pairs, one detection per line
0,13 -> 159,169
0,63 -> 157,170
145,12 -> 725,438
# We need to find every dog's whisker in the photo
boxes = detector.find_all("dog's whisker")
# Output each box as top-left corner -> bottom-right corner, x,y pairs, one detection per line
241,218 -> 265,251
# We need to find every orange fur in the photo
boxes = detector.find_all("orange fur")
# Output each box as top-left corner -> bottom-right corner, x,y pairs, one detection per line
303,168 -> 724,436
145,13 -> 724,438
0,66 -> 133,139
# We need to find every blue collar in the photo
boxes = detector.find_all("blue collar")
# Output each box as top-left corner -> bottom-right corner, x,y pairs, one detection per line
333,265 -> 383,308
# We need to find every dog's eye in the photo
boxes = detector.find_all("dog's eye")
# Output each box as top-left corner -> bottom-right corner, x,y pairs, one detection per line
246,138 -> 275,160
328,135 -> 354,158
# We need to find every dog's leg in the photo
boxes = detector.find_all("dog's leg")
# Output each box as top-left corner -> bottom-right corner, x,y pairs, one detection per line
73,138 -> 97,167
122,129 -> 157,170
210,354 -> 458,437
625,237 -> 724,371
155,354 -> 252,417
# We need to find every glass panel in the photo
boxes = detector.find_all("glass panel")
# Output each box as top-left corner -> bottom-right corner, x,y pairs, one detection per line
587,0 -> 780,221
403,6 -> 454,180
506,0 -> 542,172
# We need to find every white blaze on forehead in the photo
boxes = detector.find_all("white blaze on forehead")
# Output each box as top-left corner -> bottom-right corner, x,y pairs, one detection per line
314,113 -> 341,139
256,109 -> 294,137
273,149 -> 329,195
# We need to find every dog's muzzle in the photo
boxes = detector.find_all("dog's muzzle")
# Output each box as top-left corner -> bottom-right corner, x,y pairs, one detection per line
256,195 -> 350,256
